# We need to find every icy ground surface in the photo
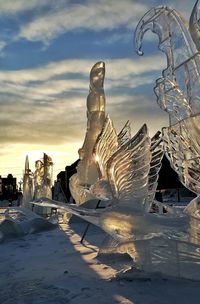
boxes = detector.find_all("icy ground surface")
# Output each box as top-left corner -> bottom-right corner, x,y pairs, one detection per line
0,222 -> 200,304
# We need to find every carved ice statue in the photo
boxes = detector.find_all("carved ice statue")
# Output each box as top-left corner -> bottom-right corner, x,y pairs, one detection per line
69,62 -> 106,204
22,155 -> 33,208
90,116 -> 163,213
77,61 -> 106,186
36,1 -> 200,280
34,2 -> 200,280
135,0 -> 200,195
34,153 -> 53,200
37,123 -> 200,280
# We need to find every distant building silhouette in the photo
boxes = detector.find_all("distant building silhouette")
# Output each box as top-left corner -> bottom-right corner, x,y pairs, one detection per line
53,159 -> 79,202
0,174 -> 19,202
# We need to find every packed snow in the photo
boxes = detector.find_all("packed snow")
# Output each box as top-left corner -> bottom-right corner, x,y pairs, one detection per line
0,219 -> 200,304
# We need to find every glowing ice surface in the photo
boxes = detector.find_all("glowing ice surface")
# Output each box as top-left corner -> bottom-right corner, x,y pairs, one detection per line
77,61 -> 106,187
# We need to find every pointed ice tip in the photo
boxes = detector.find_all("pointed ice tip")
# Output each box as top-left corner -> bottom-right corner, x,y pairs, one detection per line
137,49 -> 144,56
142,123 -> 148,134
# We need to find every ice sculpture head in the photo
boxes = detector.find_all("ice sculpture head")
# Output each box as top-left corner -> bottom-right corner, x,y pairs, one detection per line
90,61 -> 105,89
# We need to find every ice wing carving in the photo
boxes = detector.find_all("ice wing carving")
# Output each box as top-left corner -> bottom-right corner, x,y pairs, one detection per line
189,0 -> 200,50
93,115 -> 118,179
117,120 -> 131,146
147,131 -> 164,207
107,124 -> 151,202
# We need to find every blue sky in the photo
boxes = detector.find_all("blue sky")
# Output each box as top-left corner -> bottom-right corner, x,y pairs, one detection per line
0,0 -> 195,181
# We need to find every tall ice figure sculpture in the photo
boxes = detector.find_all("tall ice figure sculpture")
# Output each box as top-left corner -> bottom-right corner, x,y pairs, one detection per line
69,61 -> 106,204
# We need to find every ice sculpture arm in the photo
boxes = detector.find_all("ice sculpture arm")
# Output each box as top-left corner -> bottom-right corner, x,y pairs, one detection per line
107,124 -> 151,203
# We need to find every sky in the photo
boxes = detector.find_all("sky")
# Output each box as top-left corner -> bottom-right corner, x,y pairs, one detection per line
0,0 -> 196,183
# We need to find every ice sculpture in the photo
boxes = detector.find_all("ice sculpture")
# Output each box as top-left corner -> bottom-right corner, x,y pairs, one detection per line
34,124 -> 200,280
77,61 -> 106,186
91,117 -> 163,213
135,1 -> 200,195
34,153 -> 53,200
22,155 -> 33,208
135,4 -> 200,118
69,61 -> 106,205
91,118 -> 151,202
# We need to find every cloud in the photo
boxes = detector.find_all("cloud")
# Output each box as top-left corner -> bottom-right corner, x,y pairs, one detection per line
18,0 -> 148,43
0,54 -> 167,180
106,93 -> 168,135
0,54 -> 165,84
0,0 -> 65,15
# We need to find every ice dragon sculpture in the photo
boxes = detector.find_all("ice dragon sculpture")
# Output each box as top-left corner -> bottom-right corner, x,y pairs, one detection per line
135,1 -> 200,195
69,61 -> 106,205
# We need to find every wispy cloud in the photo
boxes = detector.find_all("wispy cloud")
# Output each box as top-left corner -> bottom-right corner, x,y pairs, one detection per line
0,0 -> 65,15
18,0 -> 148,43
0,54 -> 165,84
0,54 -> 166,150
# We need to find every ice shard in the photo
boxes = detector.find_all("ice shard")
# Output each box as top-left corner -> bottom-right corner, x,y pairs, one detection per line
22,155 -> 33,208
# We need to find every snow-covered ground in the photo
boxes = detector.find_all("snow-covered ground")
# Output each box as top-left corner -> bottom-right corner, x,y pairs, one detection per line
0,220 -> 200,304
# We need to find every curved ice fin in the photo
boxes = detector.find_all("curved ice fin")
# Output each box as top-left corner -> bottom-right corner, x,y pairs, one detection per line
135,6 -> 197,74
189,0 -> 200,50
